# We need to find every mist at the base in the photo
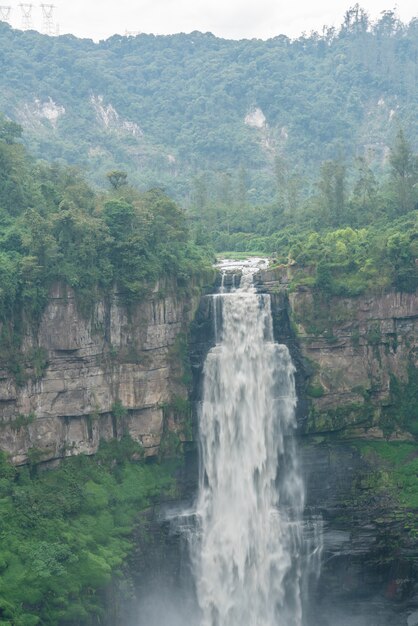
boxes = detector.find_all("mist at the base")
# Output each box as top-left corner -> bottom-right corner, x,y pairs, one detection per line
132,588 -> 403,626
134,584 -> 200,626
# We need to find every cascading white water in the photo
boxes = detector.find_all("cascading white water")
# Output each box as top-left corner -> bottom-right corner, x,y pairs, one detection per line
194,265 -> 306,626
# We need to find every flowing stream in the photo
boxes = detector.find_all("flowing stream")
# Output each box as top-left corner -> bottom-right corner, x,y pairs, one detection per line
193,262 -> 310,626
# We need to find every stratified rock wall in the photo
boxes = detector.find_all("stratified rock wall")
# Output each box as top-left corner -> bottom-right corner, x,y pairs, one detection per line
0,282 -> 200,464
291,289 -> 418,435
257,267 -> 418,437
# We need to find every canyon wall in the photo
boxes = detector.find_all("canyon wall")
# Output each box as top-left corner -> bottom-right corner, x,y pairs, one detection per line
290,289 -> 418,438
257,267 -> 418,436
1,267 -> 418,623
0,281 -> 201,465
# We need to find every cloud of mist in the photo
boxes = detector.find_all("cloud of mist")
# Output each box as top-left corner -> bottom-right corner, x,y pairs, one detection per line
134,584 -> 200,626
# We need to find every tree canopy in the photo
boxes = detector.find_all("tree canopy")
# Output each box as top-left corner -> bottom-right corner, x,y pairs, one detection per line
2,8 -> 418,203
0,123 -> 212,323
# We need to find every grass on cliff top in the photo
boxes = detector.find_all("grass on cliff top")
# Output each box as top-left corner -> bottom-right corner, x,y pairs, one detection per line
215,251 -> 266,260
356,441 -> 418,509
0,438 -> 179,625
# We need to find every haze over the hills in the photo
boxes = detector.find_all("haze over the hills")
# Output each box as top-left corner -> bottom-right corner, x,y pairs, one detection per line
2,1 -> 418,41
2,7 -> 418,206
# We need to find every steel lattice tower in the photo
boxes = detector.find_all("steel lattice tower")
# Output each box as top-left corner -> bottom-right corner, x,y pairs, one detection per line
0,5 -> 11,23
19,3 -> 33,30
40,3 -> 55,35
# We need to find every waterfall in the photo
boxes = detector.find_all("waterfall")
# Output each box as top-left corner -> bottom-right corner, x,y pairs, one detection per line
193,265 -> 307,626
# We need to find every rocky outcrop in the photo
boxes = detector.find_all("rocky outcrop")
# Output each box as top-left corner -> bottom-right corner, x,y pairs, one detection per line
0,282 -> 201,464
291,289 -> 418,436
302,440 -> 418,626
129,271 -> 418,625
257,267 -> 418,438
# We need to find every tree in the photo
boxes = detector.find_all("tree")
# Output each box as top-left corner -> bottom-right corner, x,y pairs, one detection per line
236,165 -> 248,208
0,115 -> 22,144
389,129 -> 418,214
191,174 -> 208,212
317,159 -> 346,227
341,4 -> 369,35
218,172 -> 232,207
102,199 -> 136,241
350,157 -> 378,223
106,170 -> 128,190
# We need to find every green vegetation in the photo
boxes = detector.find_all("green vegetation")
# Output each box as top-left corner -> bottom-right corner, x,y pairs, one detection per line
1,10 -> 418,204
193,127 -> 418,297
0,117 -> 210,624
161,396 -> 193,447
306,364 -> 418,438
2,19 -> 418,301
215,251 -> 265,260
206,205 -> 418,299
307,400 -> 373,433
382,366 -> 418,436
286,216 -> 418,296
0,9 -> 418,618
0,440 -> 178,625
306,384 -> 325,399
355,441 -> 418,511
0,114 -> 212,330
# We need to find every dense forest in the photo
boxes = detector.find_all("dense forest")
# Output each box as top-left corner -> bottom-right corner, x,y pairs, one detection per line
1,6 -> 418,203
0,440 -> 178,624
196,127 -> 418,296
0,113 -> 212,327
1,106 -> 417,327
0,115 -> 211,623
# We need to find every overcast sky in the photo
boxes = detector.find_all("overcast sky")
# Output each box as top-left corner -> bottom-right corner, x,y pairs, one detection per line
3,1 -> 418,41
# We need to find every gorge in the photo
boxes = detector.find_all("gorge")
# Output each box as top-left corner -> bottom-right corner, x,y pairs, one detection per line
1,14 -> 418,623
123,261 -> 418,626
0,259 -> 418,625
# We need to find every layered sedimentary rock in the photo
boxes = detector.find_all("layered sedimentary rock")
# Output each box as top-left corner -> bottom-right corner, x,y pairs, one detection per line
0,282 -> 200,464
257,267 -> 418,436
291,290 -> 417,435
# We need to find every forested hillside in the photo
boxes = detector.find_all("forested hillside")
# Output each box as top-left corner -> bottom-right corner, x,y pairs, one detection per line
1,6 -> 418,204
0,114 -> 215,623
0,114 -> 211,329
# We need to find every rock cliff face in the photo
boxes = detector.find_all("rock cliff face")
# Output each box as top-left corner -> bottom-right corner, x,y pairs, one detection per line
290,289 -> 418,437
257,267 -> 418,437
140,271 -> 418,625
2,267 -> 418,623
0,282 -> 200,465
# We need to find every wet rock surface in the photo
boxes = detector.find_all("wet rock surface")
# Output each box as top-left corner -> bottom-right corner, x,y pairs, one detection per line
263,280 -> 418,625
255,270 -> 418,624
301,441 -> 418,625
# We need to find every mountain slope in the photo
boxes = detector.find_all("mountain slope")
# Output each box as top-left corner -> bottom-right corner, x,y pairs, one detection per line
1,10 -> 418,202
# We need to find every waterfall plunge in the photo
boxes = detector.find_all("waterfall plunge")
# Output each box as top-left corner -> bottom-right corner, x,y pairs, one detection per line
194,268 -> 307,626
